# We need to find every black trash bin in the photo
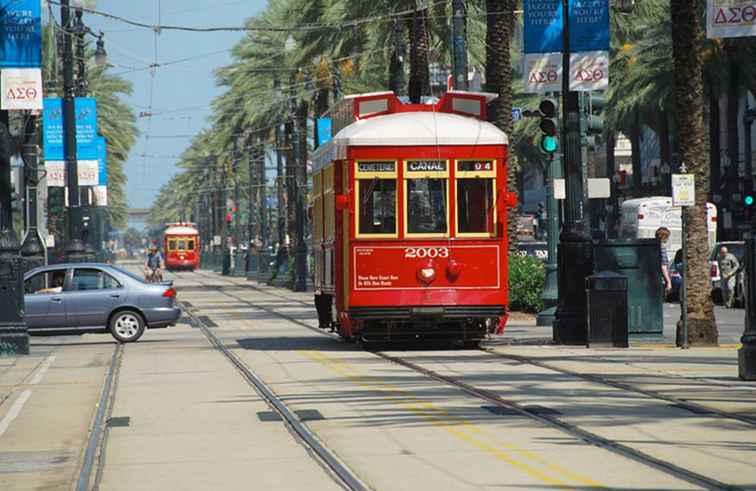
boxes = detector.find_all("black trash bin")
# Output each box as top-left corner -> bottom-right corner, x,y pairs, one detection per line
586,271 -> 629,348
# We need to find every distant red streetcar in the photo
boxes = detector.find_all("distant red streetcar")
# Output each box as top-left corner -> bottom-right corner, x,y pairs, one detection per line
163,223 -> 200,271
311,91 -> 516,346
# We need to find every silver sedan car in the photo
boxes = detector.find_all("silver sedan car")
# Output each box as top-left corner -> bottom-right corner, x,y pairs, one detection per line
23,263 -> 181,342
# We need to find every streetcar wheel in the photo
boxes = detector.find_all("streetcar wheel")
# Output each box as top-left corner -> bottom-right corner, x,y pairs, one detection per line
110,310 -> 145,343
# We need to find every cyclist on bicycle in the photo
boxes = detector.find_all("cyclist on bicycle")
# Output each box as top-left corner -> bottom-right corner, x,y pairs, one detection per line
144,245 -> 164,282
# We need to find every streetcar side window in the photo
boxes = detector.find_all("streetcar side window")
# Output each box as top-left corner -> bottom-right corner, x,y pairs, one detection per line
358,178 -> 396,235
168,240 -> 177,251
407,178 -> 448,234
457,179 -> 494,234
187,240 -> 195,250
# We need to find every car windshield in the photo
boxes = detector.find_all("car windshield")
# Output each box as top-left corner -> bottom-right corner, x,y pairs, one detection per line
709,243 -> 744,262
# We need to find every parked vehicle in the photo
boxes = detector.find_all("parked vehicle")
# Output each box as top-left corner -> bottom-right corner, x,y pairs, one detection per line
709,241 -> 745,307
618,197 -> 717,258
24,263 -> 181,342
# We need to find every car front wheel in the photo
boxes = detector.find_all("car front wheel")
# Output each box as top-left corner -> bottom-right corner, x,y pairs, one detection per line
110,310 -> 145,343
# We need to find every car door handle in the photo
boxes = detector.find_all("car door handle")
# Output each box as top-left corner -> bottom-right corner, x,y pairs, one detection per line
110,293 -> 121,298
51,297 -> 63,303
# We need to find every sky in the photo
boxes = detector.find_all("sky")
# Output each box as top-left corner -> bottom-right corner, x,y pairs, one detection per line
80,0 -> 268,209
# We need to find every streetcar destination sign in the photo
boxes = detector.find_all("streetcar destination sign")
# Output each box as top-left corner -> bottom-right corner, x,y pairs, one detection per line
458,160 -> 493,172
407,160 -> 446,172
357,161 -> 395,173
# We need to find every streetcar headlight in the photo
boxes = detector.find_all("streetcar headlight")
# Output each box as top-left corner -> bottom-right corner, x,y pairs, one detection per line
417,263 -> 436,285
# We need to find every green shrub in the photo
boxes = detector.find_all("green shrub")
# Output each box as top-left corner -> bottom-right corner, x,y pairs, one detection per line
508,253 -> 545,313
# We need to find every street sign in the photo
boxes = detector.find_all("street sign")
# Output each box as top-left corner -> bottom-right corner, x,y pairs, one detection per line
707,0 -> 756,39
316,118 -> 332,146
0,0 -> 42,68
42,97 -> 99,160
512,107 -> 523,122
672,174 -> 695,207
1,68 -> 42,110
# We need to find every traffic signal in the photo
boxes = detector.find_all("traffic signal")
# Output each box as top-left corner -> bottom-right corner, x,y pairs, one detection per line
745,195 -> 754,207
538,98 -> 559,155
583,92 -> 605,136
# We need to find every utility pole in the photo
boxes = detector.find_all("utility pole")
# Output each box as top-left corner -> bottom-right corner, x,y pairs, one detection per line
537,152 -> 563,326
247,136 -> 260,280
294,96 -> 309,292
554,0 -> 592,344
221,159 -> 230,276
232,145 -> 244,277
451,0 -> 468,91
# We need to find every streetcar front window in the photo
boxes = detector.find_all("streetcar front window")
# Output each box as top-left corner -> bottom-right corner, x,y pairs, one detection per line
178,240 -> 186,250
358,178 -> 396,235
457,178 -> 494,235
407,179 -> 447,234
168,240 -> 177,251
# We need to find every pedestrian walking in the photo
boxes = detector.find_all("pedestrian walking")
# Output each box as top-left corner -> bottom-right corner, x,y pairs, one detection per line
656,227 -> 672,294
718,246 -> 740,308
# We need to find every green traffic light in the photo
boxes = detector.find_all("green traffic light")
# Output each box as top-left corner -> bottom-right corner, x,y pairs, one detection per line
746,195 -> 754,206
540,135 -> 558,154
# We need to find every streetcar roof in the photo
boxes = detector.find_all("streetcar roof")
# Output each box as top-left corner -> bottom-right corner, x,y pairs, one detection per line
312,111 -> 507,170
164,226 -> 199,235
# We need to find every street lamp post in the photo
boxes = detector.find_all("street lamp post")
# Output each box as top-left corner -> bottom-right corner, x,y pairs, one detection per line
0,110 -> 30,356
61,0 -> 87,263
554,0 -> 593,344
739,238 -> 756,380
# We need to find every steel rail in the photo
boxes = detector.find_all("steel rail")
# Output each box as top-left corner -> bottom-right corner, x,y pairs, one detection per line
373,351 -> 741,491
76,343 -> 123,491
181,302 -> 369,491
481,349 -> 756,429
179,273 -> 744,490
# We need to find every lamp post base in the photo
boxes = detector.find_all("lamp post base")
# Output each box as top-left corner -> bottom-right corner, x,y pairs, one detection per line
65,238 -> 88,263
554,238 -> 593,345
0,230 -> 29,356
739,337 -> 756,380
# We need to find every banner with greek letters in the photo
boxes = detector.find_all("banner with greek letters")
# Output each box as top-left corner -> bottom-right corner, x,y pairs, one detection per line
569,51 -> 609,91
707,0 -> 756,38
524,53 -> 563,93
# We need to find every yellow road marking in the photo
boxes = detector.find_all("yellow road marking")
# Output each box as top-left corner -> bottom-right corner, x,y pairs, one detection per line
300,350 -> 603,489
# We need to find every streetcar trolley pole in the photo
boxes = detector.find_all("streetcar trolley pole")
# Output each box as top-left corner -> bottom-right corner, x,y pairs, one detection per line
671,166 -> 694,349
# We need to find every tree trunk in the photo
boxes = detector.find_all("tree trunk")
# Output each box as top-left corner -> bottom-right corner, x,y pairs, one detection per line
708,85 -> 723,240
658,112 -> 671,193
408,7 -> 430,103
389,20 -> 406,95
285,119 -> 296,260
671,0 -> 718,345
484,0 -> 517,252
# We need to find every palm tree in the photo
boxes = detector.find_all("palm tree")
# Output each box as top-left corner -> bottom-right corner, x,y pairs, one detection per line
484,0 -> 518,252
670,0 -> 717,345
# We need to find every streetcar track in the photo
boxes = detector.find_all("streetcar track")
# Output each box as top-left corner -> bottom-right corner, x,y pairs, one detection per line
178,271 -> 748,490
180,301 -> 369,491
76,343 -> 123,491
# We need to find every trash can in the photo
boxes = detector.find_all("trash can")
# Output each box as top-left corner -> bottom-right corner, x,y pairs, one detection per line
586,271 -> 629,348
593,239 -> 663,338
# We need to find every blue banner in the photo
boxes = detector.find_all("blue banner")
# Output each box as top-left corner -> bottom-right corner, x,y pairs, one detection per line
0,0 -> 42,68
569,0 -> 610,52
317,118 -> 332,147
524,0 -> 563,54
96,137 -> 107,186
42,97 -> 99,160
523,0 -> 609,53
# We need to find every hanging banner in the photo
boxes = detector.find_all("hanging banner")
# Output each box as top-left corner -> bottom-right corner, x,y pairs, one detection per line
1,68 -> 42,110
95,136 -> 108,186
707,0 -> 756,38
523,53 -> 563,93
524,0 -> 610,53
44,160 -> 99,187
0,0 -> 42,68
569,51 -> 610,91
93,186 -> 108,207
42,97 -> 98,160
316,118 -> 332,146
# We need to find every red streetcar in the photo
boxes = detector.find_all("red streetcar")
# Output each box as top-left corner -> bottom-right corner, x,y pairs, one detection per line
163,223 -> 200,271
311,91 -> 516,345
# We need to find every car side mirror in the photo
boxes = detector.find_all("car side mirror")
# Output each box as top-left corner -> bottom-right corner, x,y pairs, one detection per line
335,194 -> 350,211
